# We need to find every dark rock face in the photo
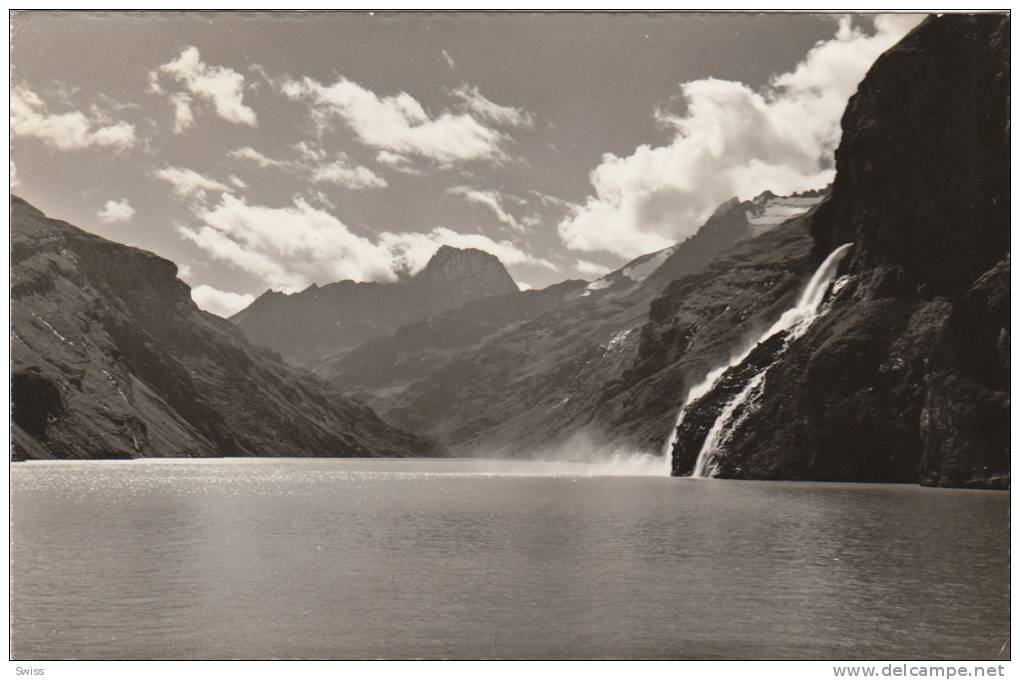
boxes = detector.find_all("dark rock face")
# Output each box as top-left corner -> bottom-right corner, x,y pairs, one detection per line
10,196 -> 440,460
919,258 -> 1010,487
373,196 -> 814,454
812,14 -> 1009,297
669,331 -> 789,476
597,217 -> 816,452
672,15 -> 1009,488
231,244 -> 519,366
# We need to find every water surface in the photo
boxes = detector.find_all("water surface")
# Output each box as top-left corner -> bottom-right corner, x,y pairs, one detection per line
11,458 -> 1010,659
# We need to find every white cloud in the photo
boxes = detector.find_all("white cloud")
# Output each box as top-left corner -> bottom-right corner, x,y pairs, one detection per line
294,141 -> 326,162
97,198 -> 135,223
229,175 -> 247,189
153,165 -> 232,198
11,84 -> 137,152
191,284 -> 255,317
312,157 -> 388,189
452,84 -> 533,128
170,93 -> 194,133
447,185 -> 537,233
376,150 -> 424,175
229,144 -> 386,189
530,189 -> 575,210
180,194 -> 398,290
180,223 -> 302,290
177,193 -> 554,292
154,46 -> 256,129
282,75 -> 509,165
10,161 -> 19,189
228,146 -> 288,168
442,49 -> 456,70
574,259 -> 611,277
558,14 -> 924,258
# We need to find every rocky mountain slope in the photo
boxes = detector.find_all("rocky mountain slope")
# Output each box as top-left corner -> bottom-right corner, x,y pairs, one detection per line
663,14 -> 1009,488
357,191 -> 823,454
318,279 -> 588,393
231,245 -> 519,366
11,196 -> 440,459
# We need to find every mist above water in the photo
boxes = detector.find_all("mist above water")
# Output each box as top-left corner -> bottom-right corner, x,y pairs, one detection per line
470,431 -> 664,476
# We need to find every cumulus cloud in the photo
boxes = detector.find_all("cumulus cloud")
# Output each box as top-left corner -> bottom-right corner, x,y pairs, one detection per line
152,46 -> 256,130
447,185 -> 538,233
153,165 -> 232,199
282,75 -> 510,165
558,14 -> 924,258
10,161 -> 19,189
452,84 -> 534,128
11,84 -> 137,151
97,198 -> 136,223
191,284 -> 255,317
177,193 -> 553,292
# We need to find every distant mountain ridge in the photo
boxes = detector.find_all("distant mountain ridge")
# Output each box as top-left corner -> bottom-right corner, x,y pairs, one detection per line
338,189 -> 824,454
11,195 -> 440,460
231,244 -> 519,366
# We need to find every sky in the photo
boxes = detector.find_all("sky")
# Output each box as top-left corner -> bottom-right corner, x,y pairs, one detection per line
11,11 -> 924,316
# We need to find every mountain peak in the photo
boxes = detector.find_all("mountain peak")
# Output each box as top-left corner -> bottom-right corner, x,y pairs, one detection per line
415,245 -> 519,294
231,244 -> 519,365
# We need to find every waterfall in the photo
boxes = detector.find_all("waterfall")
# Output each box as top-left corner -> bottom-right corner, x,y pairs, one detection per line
663,243 -> 854,476
691,371 -> 766,478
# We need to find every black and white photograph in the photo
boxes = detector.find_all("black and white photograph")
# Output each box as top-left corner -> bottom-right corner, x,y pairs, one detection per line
6,7 -> 1011,672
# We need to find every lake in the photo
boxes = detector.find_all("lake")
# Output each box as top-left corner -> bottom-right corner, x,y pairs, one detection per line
10,458 -> 1010,660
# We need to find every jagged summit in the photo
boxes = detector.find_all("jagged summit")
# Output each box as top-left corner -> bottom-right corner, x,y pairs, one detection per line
231,244 -> 519,366
580,189 -> 829,297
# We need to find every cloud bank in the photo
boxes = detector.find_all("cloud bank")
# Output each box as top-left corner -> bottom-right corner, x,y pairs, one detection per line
178,193 -> 553,292
282,76 -> 523,165
558,14 -> 924,258
11,85 -> 137,151
191,284 -> 255,318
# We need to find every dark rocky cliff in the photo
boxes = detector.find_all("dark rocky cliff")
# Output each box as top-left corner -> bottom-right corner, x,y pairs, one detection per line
664,14 -> 1009,488
11,196 -> 440,460
369,193 -> 817,454
231,244 -> 519,366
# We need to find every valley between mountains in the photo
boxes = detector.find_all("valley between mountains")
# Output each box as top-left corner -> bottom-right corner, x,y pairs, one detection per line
11,15 -> 1009,489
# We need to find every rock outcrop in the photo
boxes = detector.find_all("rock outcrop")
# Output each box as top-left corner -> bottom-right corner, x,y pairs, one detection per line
11,196 -> 440,460
231,244 -> 519,366
662,14 -> 1009,488
366,192 -> 820,454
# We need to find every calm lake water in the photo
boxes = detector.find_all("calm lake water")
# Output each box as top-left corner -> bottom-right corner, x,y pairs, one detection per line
10,458 -> 1010,660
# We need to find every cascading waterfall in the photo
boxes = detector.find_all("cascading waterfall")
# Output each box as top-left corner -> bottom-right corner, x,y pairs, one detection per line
662,243 -> 854,476
691,371 -> 767,478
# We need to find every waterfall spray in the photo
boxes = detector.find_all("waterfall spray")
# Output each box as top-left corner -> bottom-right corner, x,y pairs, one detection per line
662,243 -> 854,476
